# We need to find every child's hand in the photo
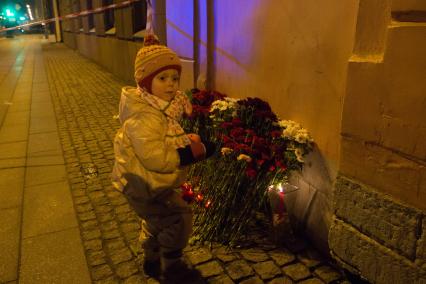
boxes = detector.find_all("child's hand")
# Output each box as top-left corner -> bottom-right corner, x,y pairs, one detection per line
189,140 -> 206,161
187,133 -> 201,143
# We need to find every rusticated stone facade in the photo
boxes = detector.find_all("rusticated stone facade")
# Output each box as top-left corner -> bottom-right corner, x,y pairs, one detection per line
329,176 -> 426,283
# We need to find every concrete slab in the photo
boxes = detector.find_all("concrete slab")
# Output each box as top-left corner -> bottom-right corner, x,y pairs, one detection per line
0,158 -> 26,169
10,95 -> 31,106
29,117 -> 57,134
20,227 -> 91,284
32,82 -> 49,92
0,207 -> 20,283
1,112 -> 30,126
30,101 -> 55,118
0,168 -> 24,209
13,88 -> 32,94
25,165 -> 67,187
27,132 -> 62,156
26,155 -> 64,167
6,103 -> 31,113
31,91 -> 51,104
0,124 -> 29,143
0,141 -> 27,159
23,181 -> 78,238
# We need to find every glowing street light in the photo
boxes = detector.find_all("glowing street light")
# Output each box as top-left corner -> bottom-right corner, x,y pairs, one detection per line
26,4 -> 34,21
6,9 -> 15,17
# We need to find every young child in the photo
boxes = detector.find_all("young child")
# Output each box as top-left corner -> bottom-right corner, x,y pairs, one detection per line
111,35 -> 214,282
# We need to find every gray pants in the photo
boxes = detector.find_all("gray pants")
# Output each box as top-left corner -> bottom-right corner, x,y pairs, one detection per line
123,183 -> 192,258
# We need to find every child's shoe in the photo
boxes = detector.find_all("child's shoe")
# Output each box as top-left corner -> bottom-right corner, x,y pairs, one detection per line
143,259 -> 161,279
160,259 -> 203,284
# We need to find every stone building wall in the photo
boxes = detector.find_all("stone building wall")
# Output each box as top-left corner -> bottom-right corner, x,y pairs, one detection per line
330,0 -> 426,282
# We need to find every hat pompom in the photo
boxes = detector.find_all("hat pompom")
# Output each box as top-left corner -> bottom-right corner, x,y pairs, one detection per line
144,34 -> 160,46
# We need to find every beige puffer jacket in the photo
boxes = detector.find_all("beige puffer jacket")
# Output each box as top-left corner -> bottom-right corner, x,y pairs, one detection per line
111,86 -> 188,202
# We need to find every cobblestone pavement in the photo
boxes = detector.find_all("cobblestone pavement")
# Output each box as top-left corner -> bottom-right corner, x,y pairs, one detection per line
42,42 -> 351,284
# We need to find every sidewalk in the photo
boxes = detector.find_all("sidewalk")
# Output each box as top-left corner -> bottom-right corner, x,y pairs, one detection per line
1,36 -> 350,284
0,35 -> 91,283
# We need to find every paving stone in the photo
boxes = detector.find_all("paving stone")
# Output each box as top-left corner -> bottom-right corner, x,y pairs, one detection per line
101,220 -> 119,231
187,248 -> 214,265
240,276 -> 264,284
76,203 -> 94,213
74,196 -> 90,205
93,276 -> 120,284
216,252 -> 237,263
82,229 -> 102,241
314,266 -> 342,283
207,274 -> 234,284
298,278 -> 325,284
81,219 -> 99,230
226,260 -> 254,281
268,276 -> 294,284
297,249 -> 324,268
78,210 -> 97,221
105,239 -> 127,251
72,188 -> 87,197
212,246 -> 237,263
98,212 -> 115,222
115,204 -> 132,214
282,263 -> 311,281
252,260 -> 282,280
123,274 -> 146,284
123,230 -> 140,242
95,204 -> 114,213
197,260 -> 223,278
87,250 -> 107,266
240,248 -> 270,262
110,248 -> 134,265
84,239 -> 103,251
120,222 -> 141,233
116,261 -> 139,279
269,249 -> 296,266
91,264 -> 114,280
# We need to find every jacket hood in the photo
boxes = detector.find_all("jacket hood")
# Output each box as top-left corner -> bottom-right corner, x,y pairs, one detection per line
118,86 -> 146,125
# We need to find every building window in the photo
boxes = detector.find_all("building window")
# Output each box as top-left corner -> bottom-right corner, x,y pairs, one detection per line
133,0 -> 147,33
104,0 -> 115,33
87,0 -> 94,32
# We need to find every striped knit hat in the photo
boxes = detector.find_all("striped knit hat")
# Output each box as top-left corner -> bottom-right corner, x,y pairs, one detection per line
134,34 -> 182,93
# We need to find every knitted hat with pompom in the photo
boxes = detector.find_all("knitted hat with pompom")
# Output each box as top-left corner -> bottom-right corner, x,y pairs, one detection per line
134,34 -> 182,93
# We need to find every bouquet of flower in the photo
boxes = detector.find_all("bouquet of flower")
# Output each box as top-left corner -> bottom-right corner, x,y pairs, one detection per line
182,89 -> 314,245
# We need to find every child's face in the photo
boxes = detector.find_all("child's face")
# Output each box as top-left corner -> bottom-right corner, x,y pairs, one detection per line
151,69 -> 180,101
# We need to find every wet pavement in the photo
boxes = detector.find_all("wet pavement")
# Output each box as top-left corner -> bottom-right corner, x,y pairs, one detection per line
0,35 -> 352,283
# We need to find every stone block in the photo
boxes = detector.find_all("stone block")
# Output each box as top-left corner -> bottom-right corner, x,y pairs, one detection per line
186,248 -> 213,265
252,260 -> 281,280
329,218 -> 426,283
334,176 -> 422,259
0,141 -> 27,159
340,138 -> 424,210
282,263 -> 311,281
0,207 -> 20,283
25,165 -> 67,187
225,260 -> 254,281
27,132 -> 62,156
0,124 -> 29,143
240,248 -> 270,262
0,168 -> 24,209
22,181 -> 78,238
197,260 -> 223,278
20,227 -> 91,284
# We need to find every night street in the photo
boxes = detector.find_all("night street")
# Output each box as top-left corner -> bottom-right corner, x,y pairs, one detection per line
0,35 -> 350,283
